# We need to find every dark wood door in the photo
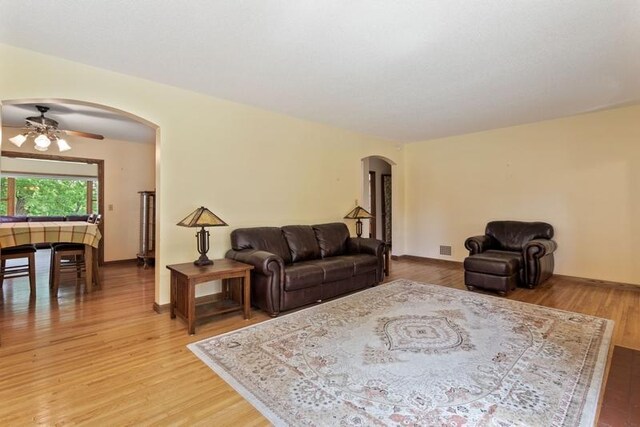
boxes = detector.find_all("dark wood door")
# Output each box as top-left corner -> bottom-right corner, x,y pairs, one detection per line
381,174 -> 392,246
369,171 -> 376,238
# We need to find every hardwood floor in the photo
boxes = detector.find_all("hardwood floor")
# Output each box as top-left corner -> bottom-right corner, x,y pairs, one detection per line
1,253 -> 638,425
598,346 -> 640,426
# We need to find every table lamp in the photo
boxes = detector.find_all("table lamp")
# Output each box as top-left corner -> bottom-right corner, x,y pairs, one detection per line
177,206 -> 228,266
344,203 -> 374,238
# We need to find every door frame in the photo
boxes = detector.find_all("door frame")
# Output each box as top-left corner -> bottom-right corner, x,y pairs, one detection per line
368,170 -> 376,238
381,173 -> 392,246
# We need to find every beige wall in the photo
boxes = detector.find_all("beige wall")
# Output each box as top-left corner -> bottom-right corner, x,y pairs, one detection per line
1,127 -> 155,262
0,44 -> 405,303
405,104 -> 640,285
9,42 -> 634,293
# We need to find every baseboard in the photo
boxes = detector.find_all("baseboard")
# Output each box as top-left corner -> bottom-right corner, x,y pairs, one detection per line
151,256 -> 640,315
103,258 -> 138,266
153,292 -> 224,314
553,274 -> 640,292
396,254 -> 463,267
396,254 -> 640,291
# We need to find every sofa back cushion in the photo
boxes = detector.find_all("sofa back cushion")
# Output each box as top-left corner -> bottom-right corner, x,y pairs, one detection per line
0,215 -> 28,223
282,225 -> 321,263
230,227 -> 292,264
485,221 -> 554,251
66,215 -> 90,222
28,216 -> 66,222
312,223 -> 349,258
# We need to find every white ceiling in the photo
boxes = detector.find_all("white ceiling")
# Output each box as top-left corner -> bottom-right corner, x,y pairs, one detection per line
0,1 -> 638,142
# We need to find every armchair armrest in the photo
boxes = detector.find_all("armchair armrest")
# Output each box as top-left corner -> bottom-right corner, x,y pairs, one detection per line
464,235 -> 494,255
225,249 -> 284,277
348,237 -> 385,258
524,239 -> 558,259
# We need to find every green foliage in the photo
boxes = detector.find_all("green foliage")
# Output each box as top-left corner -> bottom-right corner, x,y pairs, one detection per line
92,183 -> 98,214
12,178 -> 88,216
0,177 -> 98,216
0,179 -> 7,215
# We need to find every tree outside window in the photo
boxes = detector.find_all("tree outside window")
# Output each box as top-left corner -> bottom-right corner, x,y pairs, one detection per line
1,177 -> 98,216
0,178 -> 8,215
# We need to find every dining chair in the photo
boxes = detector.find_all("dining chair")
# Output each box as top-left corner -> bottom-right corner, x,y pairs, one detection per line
49,213 -> 101,296
50,245 -> 100,296
1,244 -> 37,295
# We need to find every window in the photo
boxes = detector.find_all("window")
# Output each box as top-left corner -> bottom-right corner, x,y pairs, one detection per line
0,177 -> 8,215
0,176 -> 98,216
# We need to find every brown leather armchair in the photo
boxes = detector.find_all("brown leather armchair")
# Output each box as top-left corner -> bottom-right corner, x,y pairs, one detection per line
464,221 -> 557,294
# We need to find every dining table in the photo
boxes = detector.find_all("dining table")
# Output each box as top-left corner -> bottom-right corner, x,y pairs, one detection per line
0,221 -> 102,293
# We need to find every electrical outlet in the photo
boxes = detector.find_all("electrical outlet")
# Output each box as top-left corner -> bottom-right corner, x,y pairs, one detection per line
108,204 -> 114,211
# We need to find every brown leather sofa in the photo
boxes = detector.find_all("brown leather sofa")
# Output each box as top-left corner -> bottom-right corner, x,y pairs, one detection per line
226,222 -> 385,317
464,221 -> 557,295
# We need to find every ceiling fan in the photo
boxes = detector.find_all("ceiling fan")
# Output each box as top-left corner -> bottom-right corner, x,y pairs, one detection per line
7,105 -> 104,152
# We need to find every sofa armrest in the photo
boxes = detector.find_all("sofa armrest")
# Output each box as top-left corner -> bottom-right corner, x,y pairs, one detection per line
348,237 -> 385,258
225,249 -> 284,277
226,249 -> 284,317
464,235 -> 494,255
348,237 -> 385,282
524,239 -> 557,259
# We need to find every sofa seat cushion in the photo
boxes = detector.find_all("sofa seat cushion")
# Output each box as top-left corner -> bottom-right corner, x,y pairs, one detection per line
464,250 -> 521,276
308,258 -> 354,282
284,263 -> 325,291
282,225 -> 321,262
342,254 -> 378,275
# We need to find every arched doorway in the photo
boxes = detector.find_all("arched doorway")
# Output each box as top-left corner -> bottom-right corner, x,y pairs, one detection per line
0,98 -> 160,289
361,156 -> 394,249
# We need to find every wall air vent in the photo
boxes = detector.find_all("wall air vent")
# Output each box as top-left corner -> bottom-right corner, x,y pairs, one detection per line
440,245 -> 452,256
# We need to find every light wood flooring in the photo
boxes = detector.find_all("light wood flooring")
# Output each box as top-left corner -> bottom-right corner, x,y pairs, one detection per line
1,253 -> 639,425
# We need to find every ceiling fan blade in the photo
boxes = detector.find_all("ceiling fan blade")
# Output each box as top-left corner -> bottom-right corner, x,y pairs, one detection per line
64,130 -> 105,140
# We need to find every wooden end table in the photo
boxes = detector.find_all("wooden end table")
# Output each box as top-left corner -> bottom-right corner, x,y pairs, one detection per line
166,259 -> 254,335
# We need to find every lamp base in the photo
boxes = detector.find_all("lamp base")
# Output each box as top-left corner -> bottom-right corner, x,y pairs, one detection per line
194,255 -> 213,266
194,227 -> 213,266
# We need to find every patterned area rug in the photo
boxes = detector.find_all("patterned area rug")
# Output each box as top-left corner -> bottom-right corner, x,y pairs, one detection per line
189,279 -> 613,426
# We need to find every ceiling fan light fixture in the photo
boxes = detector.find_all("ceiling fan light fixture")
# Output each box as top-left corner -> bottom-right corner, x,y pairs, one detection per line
12,105 -> 105,152
34,134 -> 51,149
9,133 -> 27,147
56,138 -> 71,152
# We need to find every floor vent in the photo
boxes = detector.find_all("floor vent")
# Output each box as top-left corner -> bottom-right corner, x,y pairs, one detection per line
440,245 -> 452,256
